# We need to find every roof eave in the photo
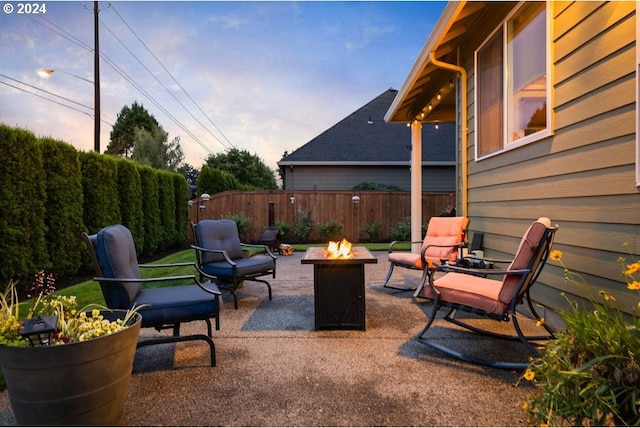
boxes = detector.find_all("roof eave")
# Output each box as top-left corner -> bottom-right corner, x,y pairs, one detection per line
277,161 -> 456,167
384,1 -> 467,124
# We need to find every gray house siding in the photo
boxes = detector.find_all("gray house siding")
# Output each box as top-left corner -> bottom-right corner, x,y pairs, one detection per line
279,89 -> 456,192
459,1 -> 639,316
284,165 -> 455,192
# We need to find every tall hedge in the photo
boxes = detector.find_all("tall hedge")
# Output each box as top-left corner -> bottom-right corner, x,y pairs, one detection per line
173,173 -> 190,246
116,158 -> 144,255
157,171 -> 177,251
138,165 -> 161,255
39,138 -> 86,280
79,152 -> 121,234
0,125 -> 48,290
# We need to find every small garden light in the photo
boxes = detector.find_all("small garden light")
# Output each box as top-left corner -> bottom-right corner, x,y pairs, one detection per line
20,315 -> 58,346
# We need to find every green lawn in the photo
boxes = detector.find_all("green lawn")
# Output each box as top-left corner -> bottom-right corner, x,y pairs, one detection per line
53,242 -> 403,310
1,242 -> 404,390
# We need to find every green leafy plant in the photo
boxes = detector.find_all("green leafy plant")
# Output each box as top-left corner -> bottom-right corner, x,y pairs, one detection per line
521,248 -> 640,426
363,221 -> 381,242
275,220 -> 291,240
390,217 -> 426,242
223,213 -> 253,241
0,269 -> 141,347
293,209 -> 314,243
318,220 -> 344,241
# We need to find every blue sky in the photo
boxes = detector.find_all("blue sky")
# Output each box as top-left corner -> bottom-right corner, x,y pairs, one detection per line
0,1 -> 445,171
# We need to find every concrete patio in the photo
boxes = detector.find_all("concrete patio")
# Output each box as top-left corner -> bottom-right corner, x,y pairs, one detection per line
0,250 -> 541,426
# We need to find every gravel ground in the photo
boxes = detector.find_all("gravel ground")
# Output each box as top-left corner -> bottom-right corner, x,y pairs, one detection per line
0,250 -> 540,426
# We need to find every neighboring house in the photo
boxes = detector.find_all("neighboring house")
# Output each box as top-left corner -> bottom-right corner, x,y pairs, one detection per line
385,1 -> 640,319
278,88 -> 456,191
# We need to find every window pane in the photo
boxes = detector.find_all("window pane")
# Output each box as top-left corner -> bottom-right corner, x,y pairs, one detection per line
508,2 -> 546,141
477,28 -> 504,156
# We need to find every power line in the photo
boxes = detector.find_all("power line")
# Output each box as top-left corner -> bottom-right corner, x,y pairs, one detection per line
0,75 -> 114,129
28,5 -> 213,155
107,2 -> 235,150
28,14 -> 93,53
0,80 -> 92,117
0,73 -> 93,111
99,20 -> 224,153
99,53 -> 214,155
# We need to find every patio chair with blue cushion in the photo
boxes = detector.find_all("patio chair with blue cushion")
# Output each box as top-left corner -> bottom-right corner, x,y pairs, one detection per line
82,224 -> 222,367
415,217 -> 557,370
383,216 -> 470,292
191,219 -> 277,309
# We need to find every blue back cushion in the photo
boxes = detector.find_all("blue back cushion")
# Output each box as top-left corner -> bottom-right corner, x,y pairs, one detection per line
96,224 -> 142,309
195,219 -> 244,263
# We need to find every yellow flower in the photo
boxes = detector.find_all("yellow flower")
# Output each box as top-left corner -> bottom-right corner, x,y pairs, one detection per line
549,250 -> 562,261
536,318 -> 545,327
524,369 -> 535,381
599,290 -> 616,301
628,281 -> 640,291
625,261 -> 640,276
522,402 -> 529,411
540,424 -> 549,427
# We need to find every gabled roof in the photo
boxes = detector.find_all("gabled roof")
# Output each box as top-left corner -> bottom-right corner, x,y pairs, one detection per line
278,88 -> 455,166
385,1 -> 492,123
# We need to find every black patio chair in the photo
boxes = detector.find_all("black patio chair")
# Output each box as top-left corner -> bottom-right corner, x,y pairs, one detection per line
191,219 -> 277,309
82,224 -> 222,367
415,217 -> 557,370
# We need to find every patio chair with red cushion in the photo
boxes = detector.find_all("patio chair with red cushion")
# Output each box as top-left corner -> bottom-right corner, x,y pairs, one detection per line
382,216 -> 470,292
415,217 -> 557,370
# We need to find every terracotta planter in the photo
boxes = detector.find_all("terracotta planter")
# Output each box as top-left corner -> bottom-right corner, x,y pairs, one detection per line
0,310 -> 141,425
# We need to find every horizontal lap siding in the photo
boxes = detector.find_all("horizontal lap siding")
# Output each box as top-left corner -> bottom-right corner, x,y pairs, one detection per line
288,165 -> 455,192
464,1 -> 639,316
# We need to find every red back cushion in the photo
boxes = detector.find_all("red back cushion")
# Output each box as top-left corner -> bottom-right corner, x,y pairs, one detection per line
498,217 -> 551,304
422,216 -> 470,261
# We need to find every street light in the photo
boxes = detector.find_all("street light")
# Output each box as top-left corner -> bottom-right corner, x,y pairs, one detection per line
36,68 -> 93,85
37,67 -> 100,153
35,1 -> 100,152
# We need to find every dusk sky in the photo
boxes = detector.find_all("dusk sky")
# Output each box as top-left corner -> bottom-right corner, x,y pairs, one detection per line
0,1 -> 446,172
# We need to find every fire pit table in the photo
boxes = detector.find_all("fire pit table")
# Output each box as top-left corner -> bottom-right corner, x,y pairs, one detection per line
301,246 -> 377,331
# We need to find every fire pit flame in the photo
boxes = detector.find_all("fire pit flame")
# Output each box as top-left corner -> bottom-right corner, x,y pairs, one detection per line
325,238 -> 353,258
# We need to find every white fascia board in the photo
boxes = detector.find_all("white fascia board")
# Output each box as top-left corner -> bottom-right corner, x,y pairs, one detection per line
276,161 -> 456,167
385,1 -> 466,123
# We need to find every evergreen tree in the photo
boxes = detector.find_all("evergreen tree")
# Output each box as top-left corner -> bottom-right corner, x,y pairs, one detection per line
206,148 -> 277,189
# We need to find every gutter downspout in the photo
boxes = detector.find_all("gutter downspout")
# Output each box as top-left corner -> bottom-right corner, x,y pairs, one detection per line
428,51 -> 468,218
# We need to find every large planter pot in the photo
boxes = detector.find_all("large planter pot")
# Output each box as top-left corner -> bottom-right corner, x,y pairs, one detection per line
0,310 -> 141,426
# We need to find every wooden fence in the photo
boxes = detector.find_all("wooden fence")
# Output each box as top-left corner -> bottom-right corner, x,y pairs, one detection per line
189,190 -> 455,243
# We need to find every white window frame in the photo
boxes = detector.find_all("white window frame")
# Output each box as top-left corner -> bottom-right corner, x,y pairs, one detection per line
474,1 -> 552,161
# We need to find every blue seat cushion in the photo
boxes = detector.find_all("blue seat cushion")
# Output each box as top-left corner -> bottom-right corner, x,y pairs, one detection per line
201,254 -> 275,279
135,284 -> 219,328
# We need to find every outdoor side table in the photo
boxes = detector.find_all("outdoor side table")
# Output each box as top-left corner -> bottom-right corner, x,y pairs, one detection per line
301,247 -> 377,331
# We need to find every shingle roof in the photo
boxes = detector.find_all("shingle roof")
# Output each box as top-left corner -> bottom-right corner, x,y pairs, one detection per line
278,88 -> 455,164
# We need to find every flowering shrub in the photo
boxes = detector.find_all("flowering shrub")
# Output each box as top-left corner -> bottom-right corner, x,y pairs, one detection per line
0,270 -> 140,347
521,248 -> 640,426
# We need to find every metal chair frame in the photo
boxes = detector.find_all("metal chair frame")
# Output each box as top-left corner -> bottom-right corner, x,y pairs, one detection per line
83,230 -> 221,367
415,223 -> 557,370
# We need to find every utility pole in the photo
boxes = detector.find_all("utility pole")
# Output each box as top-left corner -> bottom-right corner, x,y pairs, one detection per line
94,1 -> 100,152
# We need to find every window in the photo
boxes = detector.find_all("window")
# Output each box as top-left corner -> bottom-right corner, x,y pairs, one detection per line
476,2 -> 549,158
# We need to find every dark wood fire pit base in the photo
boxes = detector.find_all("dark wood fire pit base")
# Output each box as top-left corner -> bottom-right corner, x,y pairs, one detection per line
301,247 -> 377,330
